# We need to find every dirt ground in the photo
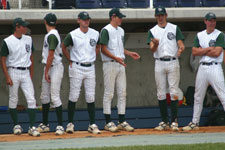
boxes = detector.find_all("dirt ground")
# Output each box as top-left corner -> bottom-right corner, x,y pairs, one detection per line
1,126 -> 225,142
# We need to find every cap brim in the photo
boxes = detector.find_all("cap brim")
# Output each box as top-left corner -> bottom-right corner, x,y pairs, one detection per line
80,16 -> 91,20
206,17 -> 216,20
22,21 -> 30,27
118,14 -> 126,18
155,12 -> 166,15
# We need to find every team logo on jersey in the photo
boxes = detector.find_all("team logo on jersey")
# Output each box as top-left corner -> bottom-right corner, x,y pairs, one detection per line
90,39 -> 97,47
167,32 -> 175,40
25,44 -> 31,52
209,40 -> 216,47
44,41 -> 48,48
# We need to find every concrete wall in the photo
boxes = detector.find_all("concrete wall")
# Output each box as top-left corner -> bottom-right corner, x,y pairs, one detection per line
0,32 -> 203,109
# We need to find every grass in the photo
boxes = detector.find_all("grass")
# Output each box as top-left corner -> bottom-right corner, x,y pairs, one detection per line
45,143 -> 225,150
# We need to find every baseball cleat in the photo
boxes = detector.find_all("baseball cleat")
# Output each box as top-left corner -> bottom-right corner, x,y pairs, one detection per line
104,122 -> 118,132
66,123 -> 74,134
28,126 -> 40,137
171,122 -> 179,131
88,124 -> 101,134
37,123 -> 50,133
154,122 -> 170,131
117,121 -> 134,132
182,122 -> 199,131
55,125 -> 64,135
13,125 -> 23,135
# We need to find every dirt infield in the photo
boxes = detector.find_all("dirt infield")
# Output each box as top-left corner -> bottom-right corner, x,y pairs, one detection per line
1,126 -> 225,143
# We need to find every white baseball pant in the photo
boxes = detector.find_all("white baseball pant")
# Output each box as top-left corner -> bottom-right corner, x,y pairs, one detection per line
40,63 -> 64,108
192,64 -> 225,124
69,62 -> 95,103
8,68 -> 36,109
155,59 -> 182,101
103,62 -> 127,115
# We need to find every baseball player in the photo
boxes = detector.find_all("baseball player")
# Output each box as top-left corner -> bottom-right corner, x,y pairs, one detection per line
100,8 -> 140,132
0,18 -> 40,136
183,12 -> 225,131
61,11 -> 101,134
147,6 -> 185,131
37,13 -> 64,135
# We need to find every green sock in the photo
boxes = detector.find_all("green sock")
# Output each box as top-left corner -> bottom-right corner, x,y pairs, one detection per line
119,114 -> 125,123
42,103 -> 50,125
68,100 -> 76,123
87,102 -> 95,125
55,105 -> 63,126
104,114 -> 111,124
27,109 -> 36,127
171,100 -> 178,122
158,99 -> 169,123
9,108 -> 18,125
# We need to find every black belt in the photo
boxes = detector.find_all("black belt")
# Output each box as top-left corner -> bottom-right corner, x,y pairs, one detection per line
156,57 -> 176,61
75,62 -> 93,67
11,67 -> 30,70
201,62 -> 219,66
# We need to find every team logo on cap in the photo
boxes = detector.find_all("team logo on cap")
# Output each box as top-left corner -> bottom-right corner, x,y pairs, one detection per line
167,32 -> 175,40
25,44 -> 31,52
44,41 -> 48,48
209,13 -> 214,17
90,39 -> 96,47
209,39 -> 216,47
158,8 -> 162,11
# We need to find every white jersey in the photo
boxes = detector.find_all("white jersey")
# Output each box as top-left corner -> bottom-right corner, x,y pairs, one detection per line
197,29 -> 224,63
42,29 -> 62,65
4,34 -> 32,67
150,23 -> 178,58
101,24 -> 125,61
70,27 -> 99,63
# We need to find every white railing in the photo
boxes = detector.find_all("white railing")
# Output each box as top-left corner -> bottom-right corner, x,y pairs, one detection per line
150,0 -> 153,9
48,0 -> 52,9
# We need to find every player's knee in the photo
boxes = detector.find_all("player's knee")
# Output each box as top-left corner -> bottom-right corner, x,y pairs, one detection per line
69,93 -> 79,102
157,94 -> 166,100
117,91 -> 126,99
86,94 -> 95,103
27,101 -> 36,109
103,92 -> 114,101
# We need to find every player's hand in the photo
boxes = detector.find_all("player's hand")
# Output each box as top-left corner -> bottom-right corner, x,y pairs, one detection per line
45,73 -> 51,83
115,57 -> 127,67
69,61 -> 72,68
6,76 -> 13,86
177,46 -> 185,57
130,52 -> 140,60
152,38 -> 159,46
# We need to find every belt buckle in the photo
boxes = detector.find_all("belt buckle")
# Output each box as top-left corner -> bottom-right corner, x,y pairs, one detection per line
162,56 -> 171,59
80,62 -> 92,67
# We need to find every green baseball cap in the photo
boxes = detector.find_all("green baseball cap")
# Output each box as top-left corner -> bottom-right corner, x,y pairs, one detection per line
44,13 -> 57,26
12,18 -> 29,28
109,8 -> 126,18
205,12 -> 216,20
155,6 -> 167,15
78,12 -> 91,20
